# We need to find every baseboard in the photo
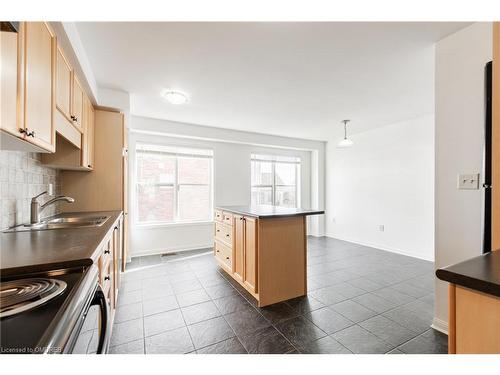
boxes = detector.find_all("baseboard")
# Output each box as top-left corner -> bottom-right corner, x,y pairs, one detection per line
324,233 -> 434,262
431,317 -> 449,335
308,233 -> 326,238
131,243 -> 213,258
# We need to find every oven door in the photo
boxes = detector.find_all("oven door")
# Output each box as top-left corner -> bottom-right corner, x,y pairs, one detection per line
71,284 -> 110,354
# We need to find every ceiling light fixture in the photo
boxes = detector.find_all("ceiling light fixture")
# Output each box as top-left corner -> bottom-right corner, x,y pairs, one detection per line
162,90 -> 189,105
337,119 -> 354,148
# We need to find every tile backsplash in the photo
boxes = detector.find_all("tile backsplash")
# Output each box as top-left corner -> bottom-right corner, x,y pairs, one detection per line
0,151 -> 61,230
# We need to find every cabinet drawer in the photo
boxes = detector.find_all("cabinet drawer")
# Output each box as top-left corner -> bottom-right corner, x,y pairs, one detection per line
215,241 -> 232,269
222,212 -> 233,226
215,222 -> 232,245
214,210 -> 223,222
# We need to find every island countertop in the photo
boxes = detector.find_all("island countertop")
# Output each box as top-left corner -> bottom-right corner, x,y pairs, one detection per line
0,210 -> 122,277
216,205 -> 324,219
436,250 -> 500,298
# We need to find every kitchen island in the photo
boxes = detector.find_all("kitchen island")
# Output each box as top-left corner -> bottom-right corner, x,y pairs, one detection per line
436,251 -> 500,353
214,205 -> 324,307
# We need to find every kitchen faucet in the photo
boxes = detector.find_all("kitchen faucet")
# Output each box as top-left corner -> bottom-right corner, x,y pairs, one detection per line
30,191 -> 75,224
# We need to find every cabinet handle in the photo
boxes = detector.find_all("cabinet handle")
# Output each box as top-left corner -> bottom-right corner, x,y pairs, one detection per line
104,276 -> 110,281
226,234 -> 230,237
88,164 -> 92,168
216,250 -> 220,253
19,128 -> 27,135
104,249 -> 110,254
226,257 -> 229,260
216,229 -> 220,232
27,130 -> 35,137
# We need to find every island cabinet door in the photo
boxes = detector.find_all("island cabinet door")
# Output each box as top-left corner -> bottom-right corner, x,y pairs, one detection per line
244,217 -> 258,293
233,214 -> 245,282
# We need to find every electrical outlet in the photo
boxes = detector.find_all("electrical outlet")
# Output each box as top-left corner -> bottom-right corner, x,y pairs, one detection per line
379,225 -> 385,232
458,173 -> 480,190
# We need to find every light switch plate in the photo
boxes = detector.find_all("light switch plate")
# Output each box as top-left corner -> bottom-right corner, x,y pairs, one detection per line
457,173 -> 480,190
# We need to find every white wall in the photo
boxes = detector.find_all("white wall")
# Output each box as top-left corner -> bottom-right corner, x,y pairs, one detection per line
433,23 -> 492,333
129,116 -> 326,257
325,114 -> 435,261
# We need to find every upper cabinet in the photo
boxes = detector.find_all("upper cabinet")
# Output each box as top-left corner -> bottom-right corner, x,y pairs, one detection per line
40,23 -> 95,170
24,22 -> 56,152
82,96 -> 95,170
0,30 -> 19,137
55,46 -> 72,121
1,22 -> 95,169
0,22 -> 56,152
71,75 -> 84,131
41,95 -> 94,170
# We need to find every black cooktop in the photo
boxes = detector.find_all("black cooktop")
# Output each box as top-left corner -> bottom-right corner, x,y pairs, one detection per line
0,270 -> 84,354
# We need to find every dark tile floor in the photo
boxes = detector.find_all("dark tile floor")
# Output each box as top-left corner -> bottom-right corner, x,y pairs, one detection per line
110,237 -> 447,354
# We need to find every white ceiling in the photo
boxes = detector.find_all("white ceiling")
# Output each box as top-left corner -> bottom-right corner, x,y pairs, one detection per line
75,22 -> 470,141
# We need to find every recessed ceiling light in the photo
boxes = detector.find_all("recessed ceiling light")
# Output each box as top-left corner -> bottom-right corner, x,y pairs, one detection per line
162,90 -> 189,105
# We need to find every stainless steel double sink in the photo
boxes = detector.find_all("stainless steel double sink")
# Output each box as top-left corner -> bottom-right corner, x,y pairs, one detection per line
4,215 -> 110,233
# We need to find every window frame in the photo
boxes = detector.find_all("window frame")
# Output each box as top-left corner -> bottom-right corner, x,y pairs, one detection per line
134,142 -> 214,226
250,154 -> 301,208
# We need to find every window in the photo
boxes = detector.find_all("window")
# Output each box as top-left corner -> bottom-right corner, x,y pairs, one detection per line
135,143 -> 213,224
251,154 -> 301,208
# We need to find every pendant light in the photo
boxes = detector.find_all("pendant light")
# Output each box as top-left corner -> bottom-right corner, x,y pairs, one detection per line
337,119 -> 354,148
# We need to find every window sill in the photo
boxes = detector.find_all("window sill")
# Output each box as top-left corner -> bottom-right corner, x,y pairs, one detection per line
134,221 -> 214,230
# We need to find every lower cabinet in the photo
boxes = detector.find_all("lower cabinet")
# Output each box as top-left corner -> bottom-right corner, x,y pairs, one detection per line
233,215 -> 244,282
243,216 -> 257,293
214,209 -> 308,307
214,211 -> 258,298
448,284 -> 500,353
97,214 -> 124,322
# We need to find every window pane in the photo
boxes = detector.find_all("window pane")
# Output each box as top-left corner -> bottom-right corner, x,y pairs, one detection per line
251,161 -> 273,185
275,186 -> 296,208
275,162 -> 296,186
178,157 -> 211,184
136,152 -> 175,185
178,185 -> 210,220
251,187 -> 272,205
137,185 -> 174,222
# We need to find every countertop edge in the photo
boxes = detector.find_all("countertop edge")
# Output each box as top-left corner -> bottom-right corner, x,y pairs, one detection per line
216,206 -> 325,218
436,264 -> 500,299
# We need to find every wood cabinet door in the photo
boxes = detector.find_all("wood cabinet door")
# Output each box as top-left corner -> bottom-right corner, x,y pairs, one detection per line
234,214 -> 244,282
0,30 -> 23,137
23,22 -> 55,152
244,217 -> 258,293
72,74 -> 84,130
81,96 -> 94,169
56,46 -> 72,121
112,223 -> 122,306
88,104 -> 95,169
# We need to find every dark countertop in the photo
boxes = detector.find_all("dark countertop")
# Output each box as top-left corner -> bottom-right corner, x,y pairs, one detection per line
436,251 -> 500,298
217,205 -> 325,219
0,211 -> 122,278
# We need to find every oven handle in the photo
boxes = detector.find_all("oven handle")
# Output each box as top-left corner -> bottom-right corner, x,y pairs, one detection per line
91,285 -> 110,354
